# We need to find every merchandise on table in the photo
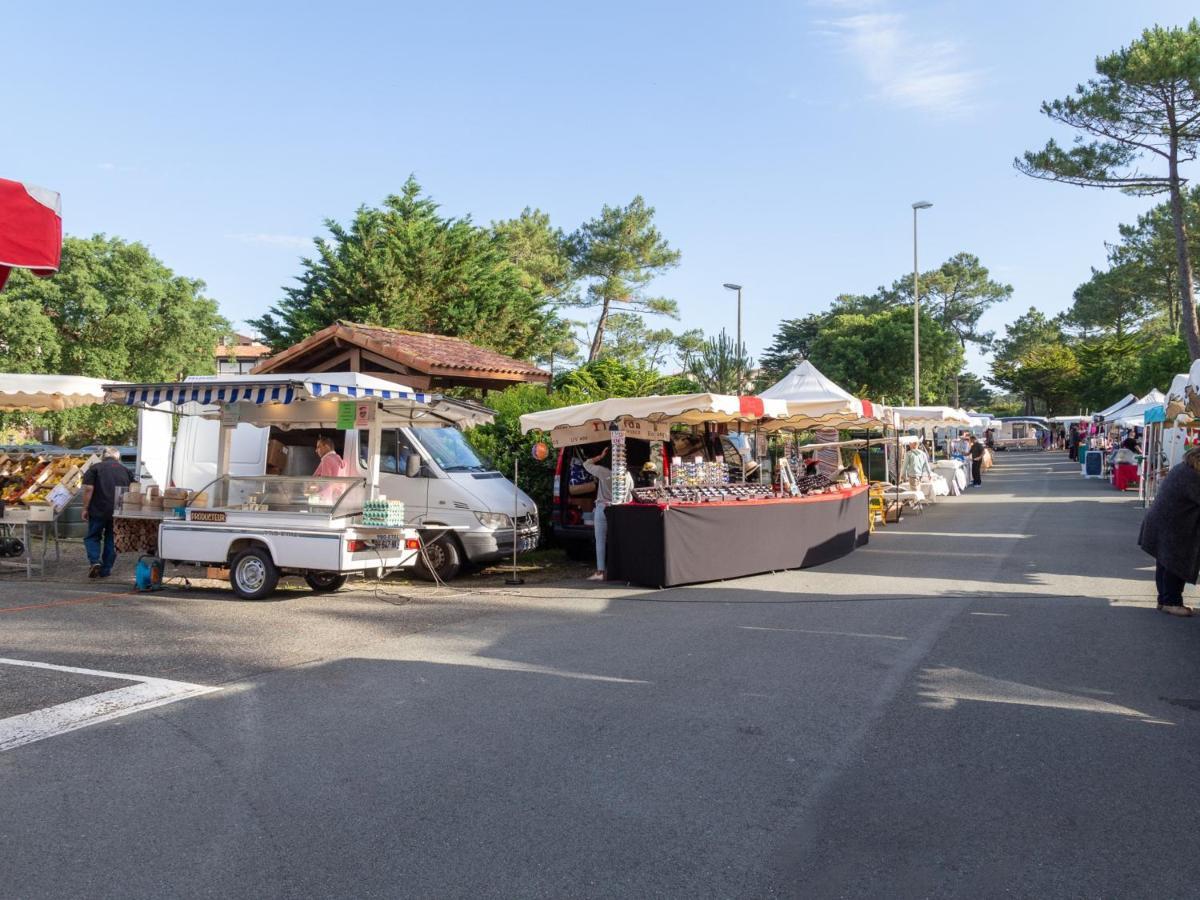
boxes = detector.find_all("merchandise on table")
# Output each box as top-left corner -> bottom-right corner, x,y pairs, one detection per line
631,482 -> 775,504
669,455 -> 731,487
0,452 -> 98,515
362,498 -> 406,527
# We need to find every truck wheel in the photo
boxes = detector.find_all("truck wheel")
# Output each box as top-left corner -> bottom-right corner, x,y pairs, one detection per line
414,535 -> 462,582
305,572 -> 348,593
229,547 -> 279,600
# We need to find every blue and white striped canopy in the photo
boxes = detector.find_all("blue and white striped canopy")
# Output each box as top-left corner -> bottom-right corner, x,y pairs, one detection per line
107,378 -> 429,408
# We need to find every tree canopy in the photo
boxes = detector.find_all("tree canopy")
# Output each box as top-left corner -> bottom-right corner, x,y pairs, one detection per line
0,234 -> 227,443
251,177 -> 565,361
1016,20 -> 1200,359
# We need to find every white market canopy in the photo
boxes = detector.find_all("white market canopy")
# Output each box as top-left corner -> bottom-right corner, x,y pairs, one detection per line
1110,389 -> 1166,428
1094,393 -> 1138,420
519,393 -> 789,445
0,373 -> 109,412
103,372 -> 494,430
757,360 -> 894,430
890,406 -> 973,428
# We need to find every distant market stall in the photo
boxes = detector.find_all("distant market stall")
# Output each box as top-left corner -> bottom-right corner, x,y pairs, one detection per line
520,389 -> 870,588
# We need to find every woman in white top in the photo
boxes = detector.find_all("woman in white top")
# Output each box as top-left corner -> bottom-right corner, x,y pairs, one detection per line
582,446 -> 635,582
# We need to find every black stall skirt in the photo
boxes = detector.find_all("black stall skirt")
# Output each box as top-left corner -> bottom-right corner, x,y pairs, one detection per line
604,485 -> 869,588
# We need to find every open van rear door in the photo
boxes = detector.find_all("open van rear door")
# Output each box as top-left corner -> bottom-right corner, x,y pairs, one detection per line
137,403 -> 174,485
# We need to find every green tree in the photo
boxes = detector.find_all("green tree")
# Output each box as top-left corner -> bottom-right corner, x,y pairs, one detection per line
808,307 -> 962,404
0,235 -> 227,443
554,357 -> 692,401
685,329 -> 753,394
757,313 -> 826,388
251,177 -> 562,360
566,196 -> 681,361
1136,332 -> 1191,389
956,372 -> 995,410
1016,20 -> 1200,359
990,309 -> 1078,413
1069,264 -> 1151,338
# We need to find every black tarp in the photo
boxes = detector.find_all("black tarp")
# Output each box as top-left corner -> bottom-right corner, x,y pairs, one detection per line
604,486 -> 869,588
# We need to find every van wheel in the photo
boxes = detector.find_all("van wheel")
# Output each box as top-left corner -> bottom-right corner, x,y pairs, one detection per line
414,535 -> 462,582
229,547 -> 279,600
305,571 -> 348,593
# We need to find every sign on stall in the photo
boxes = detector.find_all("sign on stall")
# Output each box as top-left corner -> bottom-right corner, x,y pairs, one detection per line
549,417 -> 671,448
336,401 -> 375,429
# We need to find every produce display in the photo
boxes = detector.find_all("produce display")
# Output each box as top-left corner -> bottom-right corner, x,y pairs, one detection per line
0,453 -> 98,511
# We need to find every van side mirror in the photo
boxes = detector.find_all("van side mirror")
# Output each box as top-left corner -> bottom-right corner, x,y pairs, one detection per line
406,454 -> 422,478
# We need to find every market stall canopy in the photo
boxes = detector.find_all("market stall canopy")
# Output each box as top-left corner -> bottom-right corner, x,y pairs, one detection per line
1094,393 -> 1138,420
519,393 -> 789,444
103,372 -> 494,429
0,373 -> 108,411
890,406 -> 973,428
757,360 -> 894,429
0,178 -> 62,291
1047,414 -> 1091,423
1111,389 -> 1167,428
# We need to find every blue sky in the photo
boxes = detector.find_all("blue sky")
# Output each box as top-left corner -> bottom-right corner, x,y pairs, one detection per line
6,1 -> 1197,381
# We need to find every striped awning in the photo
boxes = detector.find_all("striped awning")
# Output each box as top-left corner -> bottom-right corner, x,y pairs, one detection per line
108,379 -> 429,408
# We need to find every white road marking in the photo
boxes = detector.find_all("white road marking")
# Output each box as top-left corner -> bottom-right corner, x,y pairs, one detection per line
738,625 -> 908,641
970,612 -> 1009,617
0,657 -> 218,753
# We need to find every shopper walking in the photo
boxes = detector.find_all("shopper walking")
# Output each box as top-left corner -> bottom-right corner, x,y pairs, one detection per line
1139,447 -> 1200,616
969,437 -> 985,486
81,446 -> 133,578
582,446 -> 633,582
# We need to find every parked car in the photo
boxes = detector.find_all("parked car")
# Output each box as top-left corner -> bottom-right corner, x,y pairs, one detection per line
77,444 -> 138,474
0,442 -> 71,455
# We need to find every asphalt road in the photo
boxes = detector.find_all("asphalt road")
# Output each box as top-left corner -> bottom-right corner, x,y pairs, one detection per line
1,452 -> 1198,898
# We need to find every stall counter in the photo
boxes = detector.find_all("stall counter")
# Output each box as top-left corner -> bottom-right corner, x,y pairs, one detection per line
604,484 -> 869,588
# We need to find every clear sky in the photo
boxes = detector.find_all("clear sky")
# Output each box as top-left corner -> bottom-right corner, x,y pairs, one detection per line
6,1 -> 1197,380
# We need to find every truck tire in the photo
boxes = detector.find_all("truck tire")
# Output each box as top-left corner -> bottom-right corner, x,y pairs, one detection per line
414,534 -> 462,582
305,572 -> 348,593
229,547 -> 279,600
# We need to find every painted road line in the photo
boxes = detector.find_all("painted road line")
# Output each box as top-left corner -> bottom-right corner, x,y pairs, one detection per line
738,625 -> 909,641
0,658 -> 218,753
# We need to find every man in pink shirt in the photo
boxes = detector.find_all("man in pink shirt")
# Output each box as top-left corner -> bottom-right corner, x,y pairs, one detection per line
313,436 -> 344,477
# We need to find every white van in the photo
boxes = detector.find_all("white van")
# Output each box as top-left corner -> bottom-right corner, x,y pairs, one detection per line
139,405 -> 539,582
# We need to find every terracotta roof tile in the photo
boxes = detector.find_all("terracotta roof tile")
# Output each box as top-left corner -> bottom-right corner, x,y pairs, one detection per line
254,322 -> 550,384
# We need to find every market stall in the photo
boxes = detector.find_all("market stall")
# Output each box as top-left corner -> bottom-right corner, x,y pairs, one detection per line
520,389 -> 870,588
102,373 -> 449,598
0,374 -> 110,576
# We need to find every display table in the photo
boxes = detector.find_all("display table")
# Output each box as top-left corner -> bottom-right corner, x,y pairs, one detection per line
933,459 -> 967,495
604,484 -> 869,588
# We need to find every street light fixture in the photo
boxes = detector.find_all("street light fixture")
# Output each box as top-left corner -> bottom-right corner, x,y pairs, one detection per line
723,283 -> 743,396
911,201 -> 933,406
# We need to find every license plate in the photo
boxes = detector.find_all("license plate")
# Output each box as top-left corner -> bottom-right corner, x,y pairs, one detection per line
374,533 -> 401,550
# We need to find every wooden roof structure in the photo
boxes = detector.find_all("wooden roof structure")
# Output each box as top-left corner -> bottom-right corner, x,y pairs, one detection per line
252,322 -> 551,391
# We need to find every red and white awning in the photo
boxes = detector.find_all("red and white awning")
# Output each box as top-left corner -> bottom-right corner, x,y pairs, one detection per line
520,393 -> 789,438
0,178 -> 62,291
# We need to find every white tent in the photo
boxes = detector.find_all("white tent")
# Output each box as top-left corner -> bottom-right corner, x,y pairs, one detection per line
1095,393 -> 1138,420
757,360 -> 894,429
1111,389 -> 1166,428
519,393 -> 789,440
0,373 -> 109,412
890,406 -> 973,428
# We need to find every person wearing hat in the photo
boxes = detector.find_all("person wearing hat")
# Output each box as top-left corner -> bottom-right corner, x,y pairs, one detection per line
636,460 -> 659,488
81,446 -> 133,578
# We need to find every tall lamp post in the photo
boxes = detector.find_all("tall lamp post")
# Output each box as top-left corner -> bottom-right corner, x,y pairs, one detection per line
723,282 -> 743,395
911,201 -> 933,406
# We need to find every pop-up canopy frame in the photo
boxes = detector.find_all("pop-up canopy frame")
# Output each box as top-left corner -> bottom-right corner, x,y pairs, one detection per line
519,392 -> 789,438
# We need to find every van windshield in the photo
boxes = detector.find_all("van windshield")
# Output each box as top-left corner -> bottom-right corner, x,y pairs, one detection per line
415,428 -> 493,473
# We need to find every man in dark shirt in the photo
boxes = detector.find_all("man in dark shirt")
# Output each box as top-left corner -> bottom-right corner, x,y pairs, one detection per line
82,447 -> 133,578
969,438 -> 985,487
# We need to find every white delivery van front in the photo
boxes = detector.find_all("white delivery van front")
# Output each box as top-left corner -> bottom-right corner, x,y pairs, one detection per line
168,418 -> 538,582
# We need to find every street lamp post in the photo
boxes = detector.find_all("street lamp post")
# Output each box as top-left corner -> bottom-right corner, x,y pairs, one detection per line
911,201 -> 932,406
723,283 -> 743,395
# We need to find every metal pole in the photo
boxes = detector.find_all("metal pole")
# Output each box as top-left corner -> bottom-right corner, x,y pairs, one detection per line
736,287 -> 743,396
506,457 -> 524,585
913,207 -> 920,406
